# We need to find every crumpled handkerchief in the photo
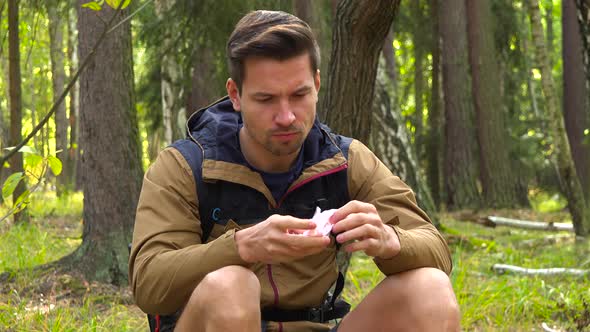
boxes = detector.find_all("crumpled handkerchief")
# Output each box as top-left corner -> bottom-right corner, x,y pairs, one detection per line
302,207 -> 337,236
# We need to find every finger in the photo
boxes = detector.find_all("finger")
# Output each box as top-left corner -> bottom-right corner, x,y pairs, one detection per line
335,223 -> 378,244
331,212 -> 381,234
284,233 -> 331,249
343,238 -> 380,255
271,215 -> 316,231
330,201 -> 377,224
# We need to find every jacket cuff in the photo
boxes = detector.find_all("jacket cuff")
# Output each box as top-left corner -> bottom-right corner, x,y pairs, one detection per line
211,228 -> 254,268
373,225 -> 421,275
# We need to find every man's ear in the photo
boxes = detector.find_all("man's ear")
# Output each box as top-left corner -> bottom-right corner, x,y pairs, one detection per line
226,78 -> 241,111
314,69 -> 321,94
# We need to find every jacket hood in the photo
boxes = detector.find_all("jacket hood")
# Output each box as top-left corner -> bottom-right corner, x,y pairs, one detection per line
185,96 -> 344,168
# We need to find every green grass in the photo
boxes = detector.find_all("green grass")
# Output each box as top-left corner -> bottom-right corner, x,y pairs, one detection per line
341,216 -> 590,331
1,191 -> 589,331
0,192 -> 146,331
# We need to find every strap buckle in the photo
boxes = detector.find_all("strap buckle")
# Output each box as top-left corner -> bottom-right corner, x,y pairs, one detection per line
307,307 -> 325,323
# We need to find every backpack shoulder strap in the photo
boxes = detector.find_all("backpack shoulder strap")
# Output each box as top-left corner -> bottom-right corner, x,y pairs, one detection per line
169,139 -> 217,243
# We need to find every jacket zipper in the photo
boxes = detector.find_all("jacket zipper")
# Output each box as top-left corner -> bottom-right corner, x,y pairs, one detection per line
276,163 -> 348,208
265,162 -> 348,331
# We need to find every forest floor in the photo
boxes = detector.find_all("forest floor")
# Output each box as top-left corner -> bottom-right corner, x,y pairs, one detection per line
0,192 -> 589,331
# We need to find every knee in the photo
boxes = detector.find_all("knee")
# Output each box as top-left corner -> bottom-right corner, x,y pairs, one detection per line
386,268 -> 460,329
199,265 -> 260,296
187,265 -> 260,318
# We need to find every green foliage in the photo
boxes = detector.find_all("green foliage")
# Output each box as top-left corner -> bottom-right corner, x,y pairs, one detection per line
529,189 -> 568,213
0,194 -> 145,331
343,214 -> 589,330
1,196 -> 589,330
2,172 -> 24,198
82,0 -> 131,11
27,191 -> 83,218
1,146 -> 63,221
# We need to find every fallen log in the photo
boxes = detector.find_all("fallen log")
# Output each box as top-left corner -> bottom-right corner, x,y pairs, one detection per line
492,264 -> 589,276
485,216 -> 574,232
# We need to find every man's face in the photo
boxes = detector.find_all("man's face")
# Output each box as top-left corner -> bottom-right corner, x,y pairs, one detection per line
227,53 -> 320,164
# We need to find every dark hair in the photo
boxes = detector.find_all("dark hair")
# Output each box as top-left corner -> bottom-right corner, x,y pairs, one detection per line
226,10 -> 320,93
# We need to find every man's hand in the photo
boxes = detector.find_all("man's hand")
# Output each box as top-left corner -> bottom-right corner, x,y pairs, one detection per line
330,201 -> 400,259
235,214 -> 331,264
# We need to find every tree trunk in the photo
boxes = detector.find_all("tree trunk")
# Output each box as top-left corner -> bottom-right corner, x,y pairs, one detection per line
576,0 -> 590,87
466,0 -> 529,208
293,0 -> 317,31
323,0 -> 401,277
411,0 -> 425,161
370,71 -> 436,220
155,0 -> 184,145
323,0 -> 400,143
564,0 -> 590,200
47,1 -> 69,195
8,0 -> 28,223
426,0 -> 443,209
299,1 -> 333,121
187,42 -> 217,117
527,0 -> 589,237
546,0 -> 554,67
382,29 -> 397,88
439,0 -> 480,210
0,59 -> 8,203
61,2 -> 144,285
67,6 -> 79,191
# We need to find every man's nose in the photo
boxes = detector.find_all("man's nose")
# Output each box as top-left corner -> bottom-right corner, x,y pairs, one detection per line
275,100 -> 295,126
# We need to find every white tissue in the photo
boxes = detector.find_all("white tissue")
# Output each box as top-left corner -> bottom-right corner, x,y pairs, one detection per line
302,207 -> 337,236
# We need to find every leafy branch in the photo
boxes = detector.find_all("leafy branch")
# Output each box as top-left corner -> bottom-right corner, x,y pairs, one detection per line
0,146 -> 62,223
0,0 -> 151,167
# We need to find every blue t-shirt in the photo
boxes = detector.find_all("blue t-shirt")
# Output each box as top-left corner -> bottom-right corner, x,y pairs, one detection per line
250,149 -> 304,203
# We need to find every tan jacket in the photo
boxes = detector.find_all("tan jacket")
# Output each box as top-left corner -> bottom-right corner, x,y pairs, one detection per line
129,135 -> 452,332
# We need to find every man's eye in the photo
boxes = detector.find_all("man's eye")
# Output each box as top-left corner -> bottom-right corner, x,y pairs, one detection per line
256,98 -> 272,103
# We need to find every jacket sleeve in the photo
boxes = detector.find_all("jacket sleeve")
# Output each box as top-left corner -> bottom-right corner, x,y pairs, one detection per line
346,140 -> 452,275
128,147 -> 251,315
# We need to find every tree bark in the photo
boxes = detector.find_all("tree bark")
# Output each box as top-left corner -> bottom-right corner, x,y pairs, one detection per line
492,264 -> 588,276
155,0 -> 184,145
545,0 -> 554,67
576,0 -> 590,87
8,0 -> 27,223
370,71 -> 436,220
466,0 -> 529,208
47,1 -> 69,195
299,1 -> 333,121
565,0 -> 590,199
323,0 -> 400,143
439,0 -> 480,209
485,216 -> 574,232
411,0 -> 425,161
382,29 -> 397,88
527,0 -> 589,237
293,0 -> 317,31
323,0 -> 400,277
426,0 -> 443,208
187,42 -> 217,117
61,2 -> 144,285
67,5 -> 79,191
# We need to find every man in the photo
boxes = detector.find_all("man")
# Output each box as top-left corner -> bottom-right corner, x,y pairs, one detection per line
130,10 -> 460,332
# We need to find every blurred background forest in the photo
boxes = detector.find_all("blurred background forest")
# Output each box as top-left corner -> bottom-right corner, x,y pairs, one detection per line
1,0 -> 590,330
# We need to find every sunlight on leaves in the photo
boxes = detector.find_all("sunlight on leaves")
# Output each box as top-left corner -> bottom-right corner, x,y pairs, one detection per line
82,1 -> 104,11
47,157 -> 62,176
4,145 -> 38,155
105,0 -> 131,9
2,173 -> 24,199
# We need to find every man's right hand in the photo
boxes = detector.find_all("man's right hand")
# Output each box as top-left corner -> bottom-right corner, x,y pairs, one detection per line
235,214 -> 331,264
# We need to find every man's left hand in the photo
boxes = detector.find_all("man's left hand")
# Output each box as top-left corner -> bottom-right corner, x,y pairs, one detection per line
330,200 -> 400,259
